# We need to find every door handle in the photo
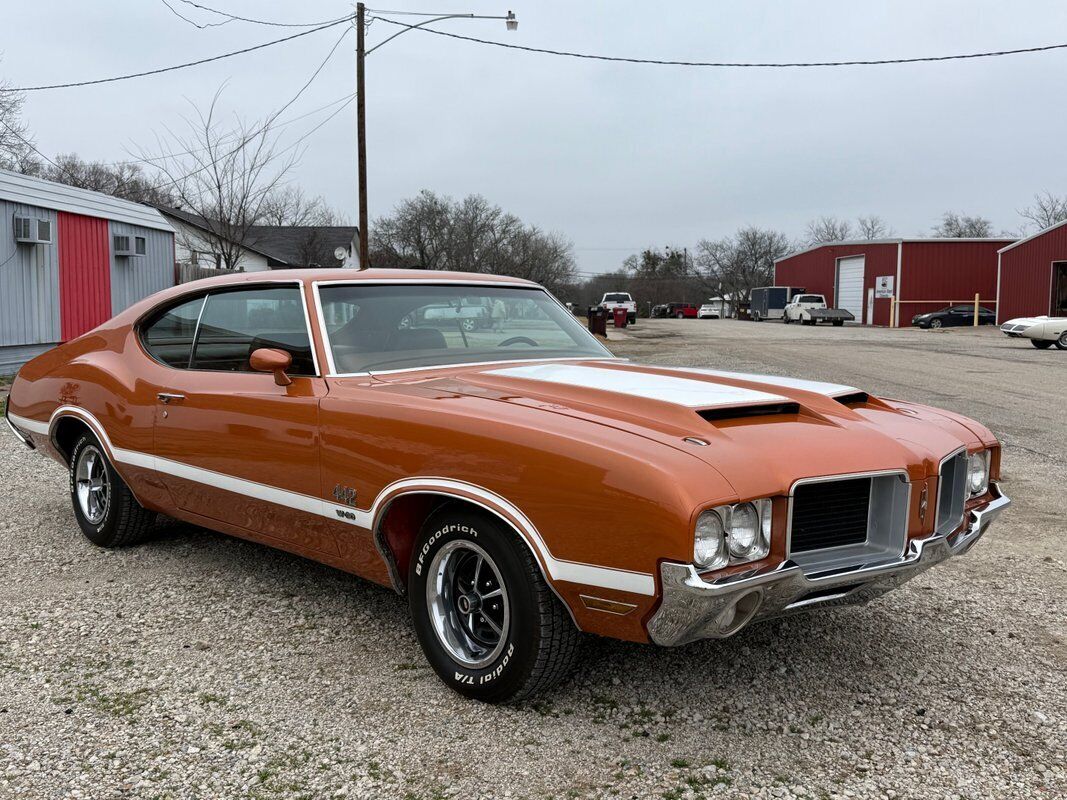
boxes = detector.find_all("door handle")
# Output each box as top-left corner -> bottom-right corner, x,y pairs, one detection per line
157,392 -> 186,404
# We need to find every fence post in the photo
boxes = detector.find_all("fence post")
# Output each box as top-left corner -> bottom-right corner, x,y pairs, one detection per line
973,293 -> 980,327
890,296 -> 896,328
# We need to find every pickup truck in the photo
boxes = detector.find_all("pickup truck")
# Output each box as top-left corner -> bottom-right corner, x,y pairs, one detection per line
782,294 -> 854,326
600,292 -> 637,324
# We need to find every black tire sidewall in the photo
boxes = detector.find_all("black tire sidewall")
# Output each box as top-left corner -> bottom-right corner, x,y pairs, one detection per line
408,510 -> 542,702
69,433 -> 123,545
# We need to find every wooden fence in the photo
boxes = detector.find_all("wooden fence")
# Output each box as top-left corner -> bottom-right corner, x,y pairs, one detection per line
176,263 -> 239,285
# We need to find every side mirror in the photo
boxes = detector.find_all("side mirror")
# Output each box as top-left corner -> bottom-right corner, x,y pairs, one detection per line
250,347 -> 293,386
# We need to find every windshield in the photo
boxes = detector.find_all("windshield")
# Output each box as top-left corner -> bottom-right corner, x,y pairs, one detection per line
318,284 -> 613,374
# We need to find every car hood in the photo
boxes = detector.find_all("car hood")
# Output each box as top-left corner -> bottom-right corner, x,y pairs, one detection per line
370,359 -> 986,499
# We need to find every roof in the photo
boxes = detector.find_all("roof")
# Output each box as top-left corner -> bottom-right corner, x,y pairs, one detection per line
997,218 -> 1067,254
0,168 -> 173,232
156,205 -> 357,266
247,226 -> 357,267
183,268 -> 538,287
776,237 -> 1016,263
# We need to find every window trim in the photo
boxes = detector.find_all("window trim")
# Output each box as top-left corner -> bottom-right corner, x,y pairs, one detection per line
311,279 -> 617,378
137,279 -> 321,377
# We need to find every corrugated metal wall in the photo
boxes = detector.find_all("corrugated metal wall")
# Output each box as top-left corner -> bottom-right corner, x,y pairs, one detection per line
57,212 -> 111,340
997,224 -> 1067,322
0,200 -> 61,347
900,241 -> 1008,322
108,221 -> 175,314
775,243 -> 898,324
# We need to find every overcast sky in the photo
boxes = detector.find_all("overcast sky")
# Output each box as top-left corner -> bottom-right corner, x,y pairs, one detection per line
4,1 -> 1067,275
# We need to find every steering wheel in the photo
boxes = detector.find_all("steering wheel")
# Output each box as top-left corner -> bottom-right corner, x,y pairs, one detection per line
497,336 -> 538,347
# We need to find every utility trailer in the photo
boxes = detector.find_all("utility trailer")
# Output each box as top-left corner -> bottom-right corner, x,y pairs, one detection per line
782,294 -> 855,326
749,286 -> 805,322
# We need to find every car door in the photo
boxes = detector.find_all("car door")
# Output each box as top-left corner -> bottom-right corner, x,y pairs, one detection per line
142,283 -> 337,555
947,306 -> 972,326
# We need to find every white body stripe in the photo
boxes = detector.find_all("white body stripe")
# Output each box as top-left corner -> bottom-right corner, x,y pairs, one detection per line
7,412 -> 49,436
35,406 -> 656,596
485,363 -> 786,408
678,368 -> 859,397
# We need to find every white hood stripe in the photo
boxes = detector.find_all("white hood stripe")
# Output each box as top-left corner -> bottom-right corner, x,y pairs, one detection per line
485,364 -> 788,408
678,368 -> 859,397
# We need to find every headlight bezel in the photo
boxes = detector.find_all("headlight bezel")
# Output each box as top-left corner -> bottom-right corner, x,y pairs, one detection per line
967,450 -> 990,497
694,498 -> 772,570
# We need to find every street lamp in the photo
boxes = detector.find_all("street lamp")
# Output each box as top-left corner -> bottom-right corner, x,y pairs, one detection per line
355,5 -> 519,267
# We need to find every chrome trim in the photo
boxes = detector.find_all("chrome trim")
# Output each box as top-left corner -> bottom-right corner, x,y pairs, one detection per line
648,484 -> 1009,646
935,446 -> 967,535
4,409 -> 35,449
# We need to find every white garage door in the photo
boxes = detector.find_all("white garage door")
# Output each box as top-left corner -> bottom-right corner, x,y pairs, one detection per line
836,256 -> 865,322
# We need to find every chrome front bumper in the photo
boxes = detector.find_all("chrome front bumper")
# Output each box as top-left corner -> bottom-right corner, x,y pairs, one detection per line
647,484 -> 1010,647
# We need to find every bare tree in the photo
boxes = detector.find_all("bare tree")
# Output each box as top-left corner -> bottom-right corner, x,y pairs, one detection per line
805,216 -> 853,245
695,227 -> 792,307
259,185 -> 347,226
0,66 -> 36,171
30,153 -> 174,205
371,190 -> 576,294
932,212 -> 994,238
1019,191 -> 1067,232
143,91 -> 297,271
856,215 -> 892,239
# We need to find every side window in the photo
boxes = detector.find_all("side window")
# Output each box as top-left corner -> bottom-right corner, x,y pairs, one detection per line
142,296 -> 205,369
192,287 -> 315,375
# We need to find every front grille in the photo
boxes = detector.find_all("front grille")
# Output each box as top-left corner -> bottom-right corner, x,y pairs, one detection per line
790,477 -> 871,553
936,451 -> 968,534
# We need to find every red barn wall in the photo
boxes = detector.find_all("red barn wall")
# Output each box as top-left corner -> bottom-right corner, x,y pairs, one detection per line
899,241 -> 1008,324
997,222 -> 1067,323
58,212 -> 112,340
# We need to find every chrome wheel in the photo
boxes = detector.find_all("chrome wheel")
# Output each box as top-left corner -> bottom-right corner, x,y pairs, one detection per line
425,540 -> 510,668
75,445 -> 110,525
930,319 -> 942,329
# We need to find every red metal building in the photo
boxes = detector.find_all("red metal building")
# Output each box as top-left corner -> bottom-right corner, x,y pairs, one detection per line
996,220 -> 1067,323
774,238 -> 1012,326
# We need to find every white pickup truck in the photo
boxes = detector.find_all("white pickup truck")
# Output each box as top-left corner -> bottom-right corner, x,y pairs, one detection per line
600,292 -> 637,324
783,294 -> 854,326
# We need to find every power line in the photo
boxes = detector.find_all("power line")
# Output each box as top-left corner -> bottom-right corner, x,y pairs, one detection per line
158,0 -> 233,29
174,0 -> 352,28
370,15 -> 1067,68
6,15 -> 355,92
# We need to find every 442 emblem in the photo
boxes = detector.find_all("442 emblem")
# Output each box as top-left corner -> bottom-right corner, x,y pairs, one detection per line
332,484 -> 357,507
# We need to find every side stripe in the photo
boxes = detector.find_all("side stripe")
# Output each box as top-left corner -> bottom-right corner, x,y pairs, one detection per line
7,412 -> 50,436
39,406 -> 656,596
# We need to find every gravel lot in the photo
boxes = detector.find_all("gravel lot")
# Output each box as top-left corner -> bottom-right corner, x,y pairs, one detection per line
2,321 -> 1064,799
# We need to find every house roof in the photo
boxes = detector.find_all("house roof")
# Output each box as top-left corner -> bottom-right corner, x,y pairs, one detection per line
155,205 -> 356,267
0,168 -> 173,232
775,237 -> 1015,263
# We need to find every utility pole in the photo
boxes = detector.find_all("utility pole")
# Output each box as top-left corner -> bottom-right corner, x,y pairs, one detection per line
356,2 -> 369,267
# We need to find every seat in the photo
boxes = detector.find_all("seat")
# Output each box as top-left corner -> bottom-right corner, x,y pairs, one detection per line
390,328 -> 447,351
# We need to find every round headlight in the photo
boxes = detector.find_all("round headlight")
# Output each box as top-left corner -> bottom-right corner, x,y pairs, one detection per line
967,452 -> 989,495
728,502 -> 764,559
694,510 -> 728,569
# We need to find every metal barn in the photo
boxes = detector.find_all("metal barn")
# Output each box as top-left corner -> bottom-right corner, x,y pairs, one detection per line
996,220 -> 1067,323
0,169 -> 174,373
774,238 -> 1012,326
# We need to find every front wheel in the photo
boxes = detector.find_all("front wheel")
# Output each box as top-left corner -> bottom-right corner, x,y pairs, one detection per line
69,432 -> 156,547
930,319 -> 943,329
408,508 -> 580,703
1031,340 -> 1054,349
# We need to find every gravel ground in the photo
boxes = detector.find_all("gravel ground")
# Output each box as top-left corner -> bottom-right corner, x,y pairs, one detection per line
1,321 -> 1065,799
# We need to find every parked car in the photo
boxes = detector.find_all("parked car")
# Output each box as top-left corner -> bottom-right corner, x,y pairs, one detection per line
5,269 -> 1009,703
650,303 -> 669,318
599,292 -> 637,324
912,305 -> 996,329
666,302 -> 698,319
782,294 -> 853,326
749,286 -> 805,322
1000,316 -> 1067,349
697,303 -> 720,319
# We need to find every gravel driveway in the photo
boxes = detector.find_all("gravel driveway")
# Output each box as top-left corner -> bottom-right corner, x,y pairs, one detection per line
1,321 -> 1064,799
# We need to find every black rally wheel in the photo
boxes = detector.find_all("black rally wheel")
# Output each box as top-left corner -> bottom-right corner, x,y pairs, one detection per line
69,431 -> 156,547
408,507 -> 580,703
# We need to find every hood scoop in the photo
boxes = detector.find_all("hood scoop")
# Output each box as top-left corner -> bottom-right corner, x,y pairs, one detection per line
697,401 -> 800,423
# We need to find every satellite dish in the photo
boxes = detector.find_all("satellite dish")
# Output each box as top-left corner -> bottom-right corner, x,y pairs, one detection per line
334,246 -> 347,262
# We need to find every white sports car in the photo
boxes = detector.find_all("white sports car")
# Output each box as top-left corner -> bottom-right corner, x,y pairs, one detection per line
1000,316 -> 1067,350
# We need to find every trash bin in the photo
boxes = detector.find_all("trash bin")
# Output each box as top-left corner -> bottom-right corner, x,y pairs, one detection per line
612,307 -> 628,328
587,307 -> 607,336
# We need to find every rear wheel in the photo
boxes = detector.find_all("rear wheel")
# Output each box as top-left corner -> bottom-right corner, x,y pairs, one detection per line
69,432 -> 156,547
1055,332 -> 1067,350
1031,340 -> 1053,349
408,507 -> 580,703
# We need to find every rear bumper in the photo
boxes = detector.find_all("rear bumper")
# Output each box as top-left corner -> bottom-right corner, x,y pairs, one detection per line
647,484 -> 1010,646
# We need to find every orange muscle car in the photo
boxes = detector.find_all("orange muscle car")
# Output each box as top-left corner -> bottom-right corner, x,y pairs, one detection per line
5,270 -> 1010,702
